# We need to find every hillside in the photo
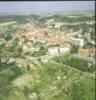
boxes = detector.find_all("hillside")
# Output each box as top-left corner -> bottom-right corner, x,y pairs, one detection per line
0,14 -> 95,100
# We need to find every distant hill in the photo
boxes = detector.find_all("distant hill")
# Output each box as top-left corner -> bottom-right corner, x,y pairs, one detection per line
0,10 -> 94,16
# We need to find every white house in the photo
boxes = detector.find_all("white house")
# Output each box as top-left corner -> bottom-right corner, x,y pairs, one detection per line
48,47 -> 70,56
54,22 -> 64,28
46,19 -> 54,25
71,38 -> 84,47
59,47 -> 70,54
48,47 -> 59,56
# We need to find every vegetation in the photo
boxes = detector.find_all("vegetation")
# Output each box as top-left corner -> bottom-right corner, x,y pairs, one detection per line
83,42 -> 95,49
32,46 -> 48,57
0,14 -> 95,100
0,61 -> 95,100
71,45 -> 79,53
0,43 -> 23,58
52,54 -> 95,73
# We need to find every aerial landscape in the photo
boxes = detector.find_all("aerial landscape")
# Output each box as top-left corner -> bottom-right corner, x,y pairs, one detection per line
0,1 -> 95,100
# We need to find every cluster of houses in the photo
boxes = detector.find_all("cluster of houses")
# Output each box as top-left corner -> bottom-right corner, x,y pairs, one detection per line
45,16 -> 95,29
0,21 -> 95,68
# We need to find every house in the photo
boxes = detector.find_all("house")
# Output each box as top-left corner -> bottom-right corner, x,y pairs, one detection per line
84,32 -> 91,42
34,40 -> 47,47
46,19 -> 54,25
59,47 -> 70,54
78,48 -> 95,57
78,48 -> 90,57
71,38 -> 84,47
48,47 -> 58,56
48,47 -> 70,56
48,47 -> 59,56
54,22 -> 64,28
89,48 -> 95,57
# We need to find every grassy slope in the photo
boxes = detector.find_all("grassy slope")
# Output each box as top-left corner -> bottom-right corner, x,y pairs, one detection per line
0,61 -> 95,100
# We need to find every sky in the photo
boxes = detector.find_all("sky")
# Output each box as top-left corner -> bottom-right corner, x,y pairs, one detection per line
0,1 -> 95,14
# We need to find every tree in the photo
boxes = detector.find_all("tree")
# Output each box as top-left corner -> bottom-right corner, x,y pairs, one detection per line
70,45 -> 79,53
4,31 -> 12,41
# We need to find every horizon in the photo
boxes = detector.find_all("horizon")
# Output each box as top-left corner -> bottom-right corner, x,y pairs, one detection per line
0,1 -> 95,15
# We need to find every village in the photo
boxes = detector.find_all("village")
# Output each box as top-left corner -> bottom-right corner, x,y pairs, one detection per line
0,20 -> 95,67
0,13 -> 95,100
